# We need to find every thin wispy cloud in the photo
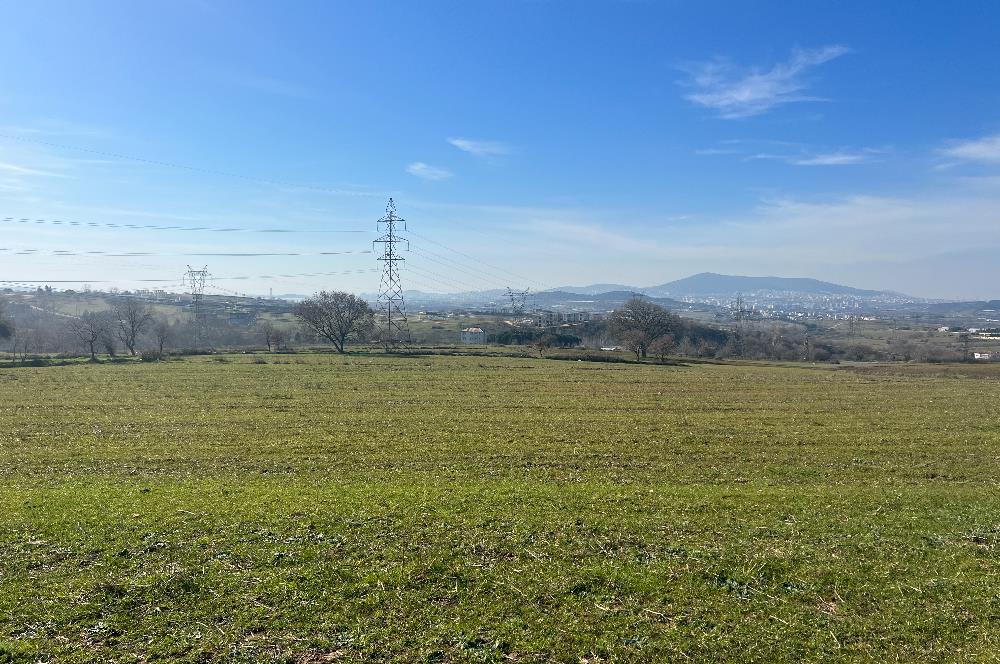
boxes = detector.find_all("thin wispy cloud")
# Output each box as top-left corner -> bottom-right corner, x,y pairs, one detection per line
750,150 -> 880,166
694,148 -> 740,156
788,151 -> 875,166
700,141 -> 881,166
0,120 -> 113,139
406,162 -> 453,181
941,133 -> 1000,163
447,138 -> 510,157
0,161 -> 67,177
679,45 -> 850,119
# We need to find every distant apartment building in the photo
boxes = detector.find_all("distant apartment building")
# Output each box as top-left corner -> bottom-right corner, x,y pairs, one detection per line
460,327 -> 487,344
531,310 -> 594,327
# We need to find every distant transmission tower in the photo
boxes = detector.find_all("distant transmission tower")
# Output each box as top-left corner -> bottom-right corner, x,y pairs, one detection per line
374,198 -> 410,348
506,287 -> 530,317
184,265 -> 210,337
731,294 -> 752,357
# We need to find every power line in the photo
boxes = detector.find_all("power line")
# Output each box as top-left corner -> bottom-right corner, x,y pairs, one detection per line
404,264 -> 473,293
217,268 -> 379,281
407,249 -> 503,292
2,215 -> 372,234
409,231 -> 542,289
0,247 -> 371,257
0,267 -> 380,286
407,244 -> 512,290
0,133 -> 382,198
407,228 -> 552,291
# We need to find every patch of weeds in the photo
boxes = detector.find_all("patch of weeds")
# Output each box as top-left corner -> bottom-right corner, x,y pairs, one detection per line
0,641 -> 38,664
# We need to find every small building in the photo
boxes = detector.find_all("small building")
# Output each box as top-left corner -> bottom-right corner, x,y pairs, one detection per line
460,327 -> 487,344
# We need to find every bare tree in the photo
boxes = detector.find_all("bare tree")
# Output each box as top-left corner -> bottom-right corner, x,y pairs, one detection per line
534,333 -> 553,357
649,334 -> 675,363
294,291 -> 374,353
101,329 -> 117,358
10,327 -> 34,364
152,319 -> 170,354
68,312 -> 110,361
620,330 -> 650,361
609,297 -> 680,359
113,298 -> 153,356
258,320 -> 277,352
271,327 -> 287,351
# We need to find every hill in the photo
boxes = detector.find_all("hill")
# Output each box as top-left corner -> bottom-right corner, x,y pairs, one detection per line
548,283 -> 636,295
645,272 -> 892,298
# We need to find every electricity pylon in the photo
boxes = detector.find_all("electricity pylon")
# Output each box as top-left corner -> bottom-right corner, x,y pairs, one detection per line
374,198 -> 410,349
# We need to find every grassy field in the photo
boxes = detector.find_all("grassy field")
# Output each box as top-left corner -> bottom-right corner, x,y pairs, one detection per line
2,354 -> 1000,662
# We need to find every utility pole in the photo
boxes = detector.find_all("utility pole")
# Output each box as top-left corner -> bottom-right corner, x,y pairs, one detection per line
374,198 -> 410,349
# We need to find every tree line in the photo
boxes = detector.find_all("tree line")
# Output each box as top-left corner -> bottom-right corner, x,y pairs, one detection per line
0,290 -> 378,363
2,289 -> 957,364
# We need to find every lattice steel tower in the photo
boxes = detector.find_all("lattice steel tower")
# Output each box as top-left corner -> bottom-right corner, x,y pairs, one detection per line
184,264 -> 210,335
374,199 -> 410,347
505,287 -> 530,317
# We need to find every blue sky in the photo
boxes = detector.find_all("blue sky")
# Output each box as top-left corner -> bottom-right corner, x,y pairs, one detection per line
1,1 -> 999,299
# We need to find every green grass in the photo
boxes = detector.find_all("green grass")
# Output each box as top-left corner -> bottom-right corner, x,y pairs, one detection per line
2,354 -> 1000,662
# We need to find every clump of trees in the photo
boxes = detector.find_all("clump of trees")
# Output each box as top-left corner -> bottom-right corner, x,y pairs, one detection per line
258,321 -> 282,352
294,291 -> 374,353
609,298 -> 685,360
648,335 -> 675,363
605,298 -> 730,360
533,331 -> 583,355
493,326 -> 580,348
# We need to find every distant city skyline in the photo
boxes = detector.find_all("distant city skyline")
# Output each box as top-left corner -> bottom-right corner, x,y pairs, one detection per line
2,1 -> 999,300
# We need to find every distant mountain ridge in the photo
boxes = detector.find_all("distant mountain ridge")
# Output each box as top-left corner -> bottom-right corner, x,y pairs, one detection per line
645,272 -> 892,298
550,283 -> 637,295
552,273 -> 902,298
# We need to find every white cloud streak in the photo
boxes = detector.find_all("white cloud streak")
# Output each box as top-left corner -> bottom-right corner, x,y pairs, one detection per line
406,161 -> 453,181
680,45 -> 850,119
698,140 -> 882,166
0,161 -> 67,177
744,150 -> 879,166
447,137 -> 510,157
941,133 -> 1000,163
788,151 -> 873,166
